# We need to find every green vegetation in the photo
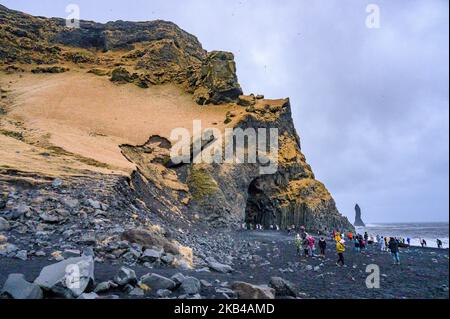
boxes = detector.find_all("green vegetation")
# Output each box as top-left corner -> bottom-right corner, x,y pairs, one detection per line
187,166 -> 219,201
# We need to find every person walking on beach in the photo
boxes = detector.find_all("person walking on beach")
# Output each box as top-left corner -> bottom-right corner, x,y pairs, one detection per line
308,235 -> 315,257
380,236 -> 386,251
334,232 -> 342,243
302,233 -> 310,258
336,239 -> 345,266
295,234 -> 302,256
358,235 -> 365,252
364,232 -> 369,242
389,237 -> 400,265
319,236 -> 327,257
421,239 -> 427,247
354,237 -> 360,252
437,239 -> 443,249
406,237 -> 411,246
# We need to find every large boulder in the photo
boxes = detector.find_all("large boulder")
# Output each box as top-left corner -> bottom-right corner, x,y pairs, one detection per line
206,258 -> 233,273
231,282 -> 275,299
140,248 -> 162,262
180,276 -> 201,295
140,273 -> 176,291
121,229 -> 179,255
34,256 -> 94,298
1,274 -> 43,299
170,273 -> 186,286
114,267 -> 137,286
269,277 -> 297,297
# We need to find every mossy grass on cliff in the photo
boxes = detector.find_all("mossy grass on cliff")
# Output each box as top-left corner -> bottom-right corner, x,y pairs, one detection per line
187,166 -> 219,201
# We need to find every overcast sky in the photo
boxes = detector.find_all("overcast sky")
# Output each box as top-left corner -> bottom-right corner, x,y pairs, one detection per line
2,0 -> 448,223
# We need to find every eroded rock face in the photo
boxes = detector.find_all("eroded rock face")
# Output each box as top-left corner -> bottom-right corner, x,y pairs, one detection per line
121,98 -> 353,232
194,51 -> 243,105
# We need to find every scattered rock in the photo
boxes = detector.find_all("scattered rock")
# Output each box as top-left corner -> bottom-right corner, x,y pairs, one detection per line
63,249 -> 81,258
207,259 -> 233,273
40,210 -> 68,224
141,248 -> 162,262
0,217 -> 10,231
1,274 -> 43,299
52,179 -> 63,188
231,282 -> 275,299
94,281 -> 118,293
87,199 -> 102,209
15,250 -> 28,261
129,287 -> 145,297
0,243 -> 19,256
269,277 -> 297,297
114,267 -> 137,286
157,289 -> 172,298
170,273 -> 186,286
180,277 -> 201,295
140,273 -> 176,291
200,279 -> 212,287
78,231 -> 96,245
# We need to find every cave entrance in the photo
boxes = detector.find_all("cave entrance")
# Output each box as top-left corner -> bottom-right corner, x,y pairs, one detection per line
244,178 -> 277,229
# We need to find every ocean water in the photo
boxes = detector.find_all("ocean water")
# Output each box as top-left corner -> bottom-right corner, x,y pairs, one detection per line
355,222 -> 449,248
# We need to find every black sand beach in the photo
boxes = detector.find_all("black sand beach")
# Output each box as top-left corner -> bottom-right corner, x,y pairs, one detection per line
1,230 -> 448,299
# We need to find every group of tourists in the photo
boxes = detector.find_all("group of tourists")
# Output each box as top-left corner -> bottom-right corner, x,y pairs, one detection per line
294,226 -> 328,259
293,227 -> 409,266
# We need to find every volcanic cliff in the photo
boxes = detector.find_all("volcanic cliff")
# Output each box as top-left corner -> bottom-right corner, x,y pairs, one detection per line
0,4 -> 353,236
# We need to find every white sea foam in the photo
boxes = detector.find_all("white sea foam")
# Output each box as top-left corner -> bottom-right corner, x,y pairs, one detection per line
355,222 -> 449,248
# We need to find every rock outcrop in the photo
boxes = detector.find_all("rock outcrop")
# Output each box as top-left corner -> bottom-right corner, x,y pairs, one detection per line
354,204 -> 365,227
0,4 -> 353,237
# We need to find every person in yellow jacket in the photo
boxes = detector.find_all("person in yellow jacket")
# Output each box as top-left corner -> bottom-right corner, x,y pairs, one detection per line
334,232 -> 342,243
336,239 -> 346,266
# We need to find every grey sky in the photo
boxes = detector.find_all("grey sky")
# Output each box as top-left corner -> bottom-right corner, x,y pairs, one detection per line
2,0 -> 448,223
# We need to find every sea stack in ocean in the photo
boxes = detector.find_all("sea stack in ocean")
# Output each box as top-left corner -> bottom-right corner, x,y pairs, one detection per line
354,204 -> 366,227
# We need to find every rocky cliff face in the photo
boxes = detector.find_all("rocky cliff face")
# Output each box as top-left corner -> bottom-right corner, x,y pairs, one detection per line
0,4 -> 353,233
